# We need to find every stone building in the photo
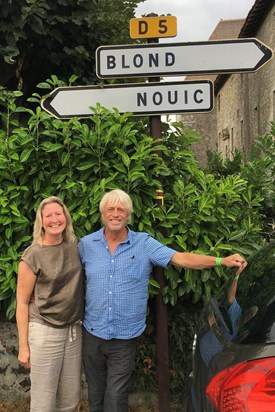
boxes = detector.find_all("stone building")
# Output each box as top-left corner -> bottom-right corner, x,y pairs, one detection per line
177,0 -> 275,166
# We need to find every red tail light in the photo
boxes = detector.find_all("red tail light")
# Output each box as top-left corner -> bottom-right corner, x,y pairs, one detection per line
206,357 -> 275,411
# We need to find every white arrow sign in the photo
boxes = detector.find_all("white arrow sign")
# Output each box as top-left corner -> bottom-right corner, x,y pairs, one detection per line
41,81 -> 214,119
96,38 -> 273,79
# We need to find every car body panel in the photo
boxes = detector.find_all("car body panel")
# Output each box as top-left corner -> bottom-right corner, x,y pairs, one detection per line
185,240 -> 275,411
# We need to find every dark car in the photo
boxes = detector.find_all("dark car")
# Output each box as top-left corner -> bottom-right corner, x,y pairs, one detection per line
185,240 -> 275,412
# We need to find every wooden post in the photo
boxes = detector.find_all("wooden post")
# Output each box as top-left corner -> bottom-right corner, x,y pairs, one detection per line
148,36 -> 171,409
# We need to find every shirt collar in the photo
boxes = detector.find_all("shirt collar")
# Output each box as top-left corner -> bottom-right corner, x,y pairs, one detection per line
96,226 -> 133,244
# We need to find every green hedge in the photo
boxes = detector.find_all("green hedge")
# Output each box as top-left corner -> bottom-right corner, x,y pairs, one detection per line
0,78 -> 268,318
1,80 -> 274,400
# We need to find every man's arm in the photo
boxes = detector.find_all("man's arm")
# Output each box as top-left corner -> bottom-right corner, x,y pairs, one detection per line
170,252 -> 247,272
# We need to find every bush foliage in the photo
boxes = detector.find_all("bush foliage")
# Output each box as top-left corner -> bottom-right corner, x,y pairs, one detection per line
1,80 -> 274,399
0,79 -> 272,319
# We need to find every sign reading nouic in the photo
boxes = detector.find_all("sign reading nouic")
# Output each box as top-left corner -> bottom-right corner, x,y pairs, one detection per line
41,81 -> 214,119
96,38 -> 273,79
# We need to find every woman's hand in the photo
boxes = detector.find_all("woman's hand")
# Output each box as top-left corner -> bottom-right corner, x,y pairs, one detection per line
18,345 -> 31,369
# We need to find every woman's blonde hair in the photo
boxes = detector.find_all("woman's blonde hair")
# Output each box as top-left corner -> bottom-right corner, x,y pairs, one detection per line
32,196 -> 76,243
99,189 -> 133,224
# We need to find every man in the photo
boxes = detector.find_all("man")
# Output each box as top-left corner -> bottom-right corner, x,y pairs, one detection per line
78,188 -> 247,412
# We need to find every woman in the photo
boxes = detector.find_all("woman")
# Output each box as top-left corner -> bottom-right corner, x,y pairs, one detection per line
16,196 -> 84,412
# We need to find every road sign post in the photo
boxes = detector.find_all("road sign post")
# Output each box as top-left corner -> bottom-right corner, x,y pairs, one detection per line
96,38 -> 273,79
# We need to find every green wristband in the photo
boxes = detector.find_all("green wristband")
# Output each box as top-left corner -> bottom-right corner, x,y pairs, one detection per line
216,257 -> 222,267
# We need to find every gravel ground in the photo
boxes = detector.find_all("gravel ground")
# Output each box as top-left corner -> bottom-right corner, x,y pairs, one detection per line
0,399 -> 160,411
0,400 -> 158,412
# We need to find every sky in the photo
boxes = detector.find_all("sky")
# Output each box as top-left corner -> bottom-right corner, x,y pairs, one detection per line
135,0 -> 256,42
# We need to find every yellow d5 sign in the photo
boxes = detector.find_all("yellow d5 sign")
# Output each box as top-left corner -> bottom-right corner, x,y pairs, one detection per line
130,16 -> 177,39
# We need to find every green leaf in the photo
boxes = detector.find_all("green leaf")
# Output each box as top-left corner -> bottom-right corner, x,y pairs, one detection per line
0,289 -> 13,300
115,148 -> 130,168
20,148 -> 33,162
76,162 -> 94,171
149,279 -> 160,288
41,142 -> 63,152
228,229 -> 247,241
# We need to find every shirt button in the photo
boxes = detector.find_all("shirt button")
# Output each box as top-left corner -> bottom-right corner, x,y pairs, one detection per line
109,307 -> 112,310
109,291 -> 112,294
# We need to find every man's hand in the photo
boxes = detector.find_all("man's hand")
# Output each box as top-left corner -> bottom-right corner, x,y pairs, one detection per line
222,254 -> 247,274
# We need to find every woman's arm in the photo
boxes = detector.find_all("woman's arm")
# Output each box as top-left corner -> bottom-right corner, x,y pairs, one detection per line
16,260 -> 36,368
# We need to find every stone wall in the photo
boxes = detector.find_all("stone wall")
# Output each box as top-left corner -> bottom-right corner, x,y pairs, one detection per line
177,2 -> 275,167
0,318 -> 30,404
216,7 -> 275,159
